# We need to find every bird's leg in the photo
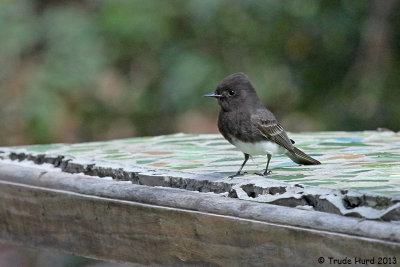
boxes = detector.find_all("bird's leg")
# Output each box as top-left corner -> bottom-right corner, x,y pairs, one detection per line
263,154 -> 272,176
254,154 -> 272,176
229,153 -> 249,178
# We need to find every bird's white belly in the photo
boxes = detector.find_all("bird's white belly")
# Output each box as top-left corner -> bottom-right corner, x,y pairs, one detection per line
231,137 -> 286,156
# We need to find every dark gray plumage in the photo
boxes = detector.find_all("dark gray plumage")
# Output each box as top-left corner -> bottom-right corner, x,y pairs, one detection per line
204,72 -> 320,177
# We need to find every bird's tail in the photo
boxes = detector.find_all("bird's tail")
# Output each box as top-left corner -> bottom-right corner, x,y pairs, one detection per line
286,147 -> 321,165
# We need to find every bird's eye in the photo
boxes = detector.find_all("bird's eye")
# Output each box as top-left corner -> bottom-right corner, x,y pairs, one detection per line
228,90 -> 235,96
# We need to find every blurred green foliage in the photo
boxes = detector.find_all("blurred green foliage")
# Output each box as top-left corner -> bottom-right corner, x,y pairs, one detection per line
0,0 -> 399,145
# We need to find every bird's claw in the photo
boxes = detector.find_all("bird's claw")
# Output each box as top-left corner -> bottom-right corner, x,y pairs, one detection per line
254,171 -> 271,177
228,171 -> 248,179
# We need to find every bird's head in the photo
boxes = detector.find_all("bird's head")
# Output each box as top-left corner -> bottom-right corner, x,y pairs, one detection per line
204,72 -> 261,112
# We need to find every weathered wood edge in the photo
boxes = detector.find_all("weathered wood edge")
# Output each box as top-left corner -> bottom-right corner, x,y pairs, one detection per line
2,149 -> 400,221
0,162 -> 399,244
2,181 -> 399,266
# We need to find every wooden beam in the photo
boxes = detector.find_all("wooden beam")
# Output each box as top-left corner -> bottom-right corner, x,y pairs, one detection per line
0,162 -> 399,265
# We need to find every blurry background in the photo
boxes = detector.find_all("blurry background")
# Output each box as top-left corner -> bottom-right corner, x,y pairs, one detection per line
1,0 -> 400,147
0,0 -> 399,265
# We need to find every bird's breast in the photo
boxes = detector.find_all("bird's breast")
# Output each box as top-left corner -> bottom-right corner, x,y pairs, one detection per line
230,137 -> 286,156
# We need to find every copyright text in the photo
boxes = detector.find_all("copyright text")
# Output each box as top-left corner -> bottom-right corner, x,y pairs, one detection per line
317,256 -> 397,265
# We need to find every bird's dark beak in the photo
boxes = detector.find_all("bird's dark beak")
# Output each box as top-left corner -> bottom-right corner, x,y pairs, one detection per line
203,92 -> 222,98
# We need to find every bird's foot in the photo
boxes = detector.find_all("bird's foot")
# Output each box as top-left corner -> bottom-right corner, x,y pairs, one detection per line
228,171 -> 247,179
254,171 -> 271,177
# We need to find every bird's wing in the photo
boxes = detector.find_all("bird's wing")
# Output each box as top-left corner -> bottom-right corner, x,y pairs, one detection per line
255,118 -> 294,151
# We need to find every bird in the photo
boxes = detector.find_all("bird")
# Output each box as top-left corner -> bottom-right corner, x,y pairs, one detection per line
204,72 -> 320,177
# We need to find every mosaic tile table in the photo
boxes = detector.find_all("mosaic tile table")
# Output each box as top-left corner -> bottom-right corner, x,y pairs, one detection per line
0,131 -> 399,265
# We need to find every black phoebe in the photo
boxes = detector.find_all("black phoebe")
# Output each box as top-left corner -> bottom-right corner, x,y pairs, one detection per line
204,72 -> 321,177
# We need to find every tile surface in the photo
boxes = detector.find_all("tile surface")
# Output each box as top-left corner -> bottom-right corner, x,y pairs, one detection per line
2,131 -> 400,197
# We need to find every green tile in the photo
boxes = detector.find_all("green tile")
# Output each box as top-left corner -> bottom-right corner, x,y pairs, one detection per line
5,131 -> 400,197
